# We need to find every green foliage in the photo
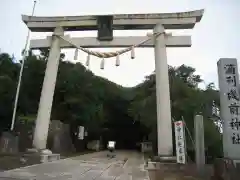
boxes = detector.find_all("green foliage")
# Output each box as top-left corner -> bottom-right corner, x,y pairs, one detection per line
0,52 -> 222,157
129,64 -> 222,158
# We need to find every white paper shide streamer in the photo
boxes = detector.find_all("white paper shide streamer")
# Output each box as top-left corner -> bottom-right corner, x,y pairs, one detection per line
100,58 -> 105,69
74,48 -> 78,60
131,46 -> 135,59
115,54 -> 120,66
86,54 -> 90,66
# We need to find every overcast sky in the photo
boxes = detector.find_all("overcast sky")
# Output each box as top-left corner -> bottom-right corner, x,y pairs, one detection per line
0,0 -> 239,88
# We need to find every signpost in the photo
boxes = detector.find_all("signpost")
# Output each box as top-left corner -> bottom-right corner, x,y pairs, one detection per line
174,121 -> 186,164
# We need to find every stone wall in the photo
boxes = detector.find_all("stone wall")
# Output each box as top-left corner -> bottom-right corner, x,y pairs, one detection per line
87,140 -> 101,151
0,120 -> 75,154
212,158 -> 240,180
0,132 -> 19,153
18,126 -> 33,152
147,162 -> 213,180
47,120 -> 75,153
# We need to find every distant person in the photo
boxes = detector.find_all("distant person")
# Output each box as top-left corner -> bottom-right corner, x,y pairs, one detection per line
107,141 -> 116,158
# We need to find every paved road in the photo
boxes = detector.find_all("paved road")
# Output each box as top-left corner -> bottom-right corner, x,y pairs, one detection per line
0,151 -> 149,180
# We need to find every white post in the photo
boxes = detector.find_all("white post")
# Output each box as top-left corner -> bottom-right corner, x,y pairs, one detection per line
10,0 -> 37,131
153,24 -> 173,156
33,27 -> 63,150
194,115 -> 205,175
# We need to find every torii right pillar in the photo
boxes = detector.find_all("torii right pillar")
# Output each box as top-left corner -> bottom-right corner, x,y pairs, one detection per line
154,23 -> 173,157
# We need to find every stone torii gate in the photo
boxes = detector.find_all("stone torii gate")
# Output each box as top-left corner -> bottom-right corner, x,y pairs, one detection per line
22,9 -> 204,157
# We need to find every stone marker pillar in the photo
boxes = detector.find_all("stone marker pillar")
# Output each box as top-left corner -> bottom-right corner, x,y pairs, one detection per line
194,115 -> 205,176
217,58 -> 240,160
33,27 -> 63,150
214,58 -> 240,180
153,23 -> 173,157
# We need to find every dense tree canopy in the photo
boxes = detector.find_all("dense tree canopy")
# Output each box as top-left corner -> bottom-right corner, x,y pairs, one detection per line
0,51 -> 222,157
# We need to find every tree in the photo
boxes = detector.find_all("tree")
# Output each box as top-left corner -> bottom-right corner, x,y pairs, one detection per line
128,64 -> 222,158
0,52 -> 222,157
0,53 -> 19,130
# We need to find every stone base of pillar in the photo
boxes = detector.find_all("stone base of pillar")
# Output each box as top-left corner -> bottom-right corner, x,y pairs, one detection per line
152,156 -> 177,163
22,148 -> 60,164
146,157 -> 183,180
146,157 -> 212,180
212,158 -> 240,180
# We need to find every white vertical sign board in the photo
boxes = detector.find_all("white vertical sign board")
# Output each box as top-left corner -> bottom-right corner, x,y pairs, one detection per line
174,121 -> 186,164
78,126 -> 84,140
218,58 -> 240,159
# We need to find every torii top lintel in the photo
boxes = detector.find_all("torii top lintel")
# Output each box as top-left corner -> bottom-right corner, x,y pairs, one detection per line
22,9 -> 204,32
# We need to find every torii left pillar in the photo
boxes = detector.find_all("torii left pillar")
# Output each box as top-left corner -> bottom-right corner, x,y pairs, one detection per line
154,24 -> 173,157
33,27 -> 63,150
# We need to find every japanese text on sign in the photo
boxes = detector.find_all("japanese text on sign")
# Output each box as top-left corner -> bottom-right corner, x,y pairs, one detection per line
174,121 -> 186,164
224,63 -> 240,145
